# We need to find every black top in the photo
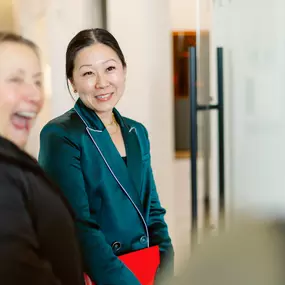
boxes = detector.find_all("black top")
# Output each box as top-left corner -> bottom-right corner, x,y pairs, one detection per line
0,136 -> 84,285
122,156 -> 127,165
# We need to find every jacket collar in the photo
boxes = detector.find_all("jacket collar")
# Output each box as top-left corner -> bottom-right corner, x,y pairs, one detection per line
73,98 -> 145,215
74,98 -> 130,131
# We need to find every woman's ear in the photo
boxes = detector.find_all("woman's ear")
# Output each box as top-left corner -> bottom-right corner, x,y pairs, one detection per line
69,79 -> 77,93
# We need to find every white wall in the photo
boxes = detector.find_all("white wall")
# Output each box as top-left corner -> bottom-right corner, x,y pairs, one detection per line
170,0 -> 211,31
213,0 -> 285,218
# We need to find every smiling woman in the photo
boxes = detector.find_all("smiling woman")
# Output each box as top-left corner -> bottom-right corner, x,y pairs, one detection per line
0,32 -> 44,148
0,32 -> 84,285
70,42 -> 126,124
39,28 -> 174,285
66,29 -> 127,129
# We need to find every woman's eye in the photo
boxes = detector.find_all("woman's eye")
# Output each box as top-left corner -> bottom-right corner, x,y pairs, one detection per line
9,77 -> 23,83
83,71 -> 93,76
106,66 -> 115,72
35,80 -> 42,88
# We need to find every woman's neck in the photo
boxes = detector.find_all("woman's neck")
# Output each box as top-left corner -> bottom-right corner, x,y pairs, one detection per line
96,110 -> 114,126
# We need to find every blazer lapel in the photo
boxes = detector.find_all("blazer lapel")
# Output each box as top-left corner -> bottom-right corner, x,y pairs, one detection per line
74,99 -> 144,215
119,120 -> 143,197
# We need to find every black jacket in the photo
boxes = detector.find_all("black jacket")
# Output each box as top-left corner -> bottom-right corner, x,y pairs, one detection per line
0,136 -> 84,285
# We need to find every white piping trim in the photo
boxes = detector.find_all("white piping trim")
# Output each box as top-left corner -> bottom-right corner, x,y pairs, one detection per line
129,127 -> 136,133
74,108 -> 149,247
87,127 -> 149,247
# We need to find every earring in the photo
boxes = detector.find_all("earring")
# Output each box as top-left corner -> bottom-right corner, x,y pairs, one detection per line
73,89 -> 77,93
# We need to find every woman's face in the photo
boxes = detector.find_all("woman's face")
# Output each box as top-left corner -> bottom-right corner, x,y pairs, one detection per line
0,42 -> 44,148
71,43 -> 126,116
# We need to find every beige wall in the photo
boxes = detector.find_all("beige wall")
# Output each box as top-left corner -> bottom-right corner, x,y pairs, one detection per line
170,0 -> 211,31
0,0 -> 14,32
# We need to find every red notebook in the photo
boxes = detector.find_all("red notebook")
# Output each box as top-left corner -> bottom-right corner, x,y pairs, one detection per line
84,245 -> 160,285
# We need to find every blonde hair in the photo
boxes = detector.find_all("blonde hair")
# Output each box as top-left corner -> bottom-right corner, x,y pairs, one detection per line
0,32 -> 38,55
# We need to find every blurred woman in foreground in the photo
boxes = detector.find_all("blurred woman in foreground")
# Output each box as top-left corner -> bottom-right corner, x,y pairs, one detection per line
0,32 -> 83,285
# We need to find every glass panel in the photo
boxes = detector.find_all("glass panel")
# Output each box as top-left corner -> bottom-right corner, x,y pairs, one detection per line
213,0 -> 285,218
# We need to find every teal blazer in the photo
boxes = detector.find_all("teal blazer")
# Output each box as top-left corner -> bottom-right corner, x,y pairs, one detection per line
38,99 -> 173,284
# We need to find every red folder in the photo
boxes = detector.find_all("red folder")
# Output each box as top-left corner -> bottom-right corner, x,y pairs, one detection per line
84,245 -> 160,285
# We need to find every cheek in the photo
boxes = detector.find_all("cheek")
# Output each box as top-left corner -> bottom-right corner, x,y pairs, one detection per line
86,77 -> 96,89
38,90 -> 45,108
0,85 -> 18,112
0,85 -> 18,136
109,74 -> 125,90
75,77 -> 96,93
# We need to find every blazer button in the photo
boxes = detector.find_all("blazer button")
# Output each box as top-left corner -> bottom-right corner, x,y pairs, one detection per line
140,235 -> 148,245
111,241 -> 121,252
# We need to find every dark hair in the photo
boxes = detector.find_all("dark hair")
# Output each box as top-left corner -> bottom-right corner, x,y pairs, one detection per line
0,32 -> 39,56
66,28 -> 127,82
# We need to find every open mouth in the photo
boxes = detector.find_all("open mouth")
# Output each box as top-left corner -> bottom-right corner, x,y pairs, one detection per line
96,92 -> 114,102
11,111 -> 37,131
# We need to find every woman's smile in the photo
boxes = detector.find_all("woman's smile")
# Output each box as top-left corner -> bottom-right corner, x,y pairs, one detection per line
95,92 -> 114,102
